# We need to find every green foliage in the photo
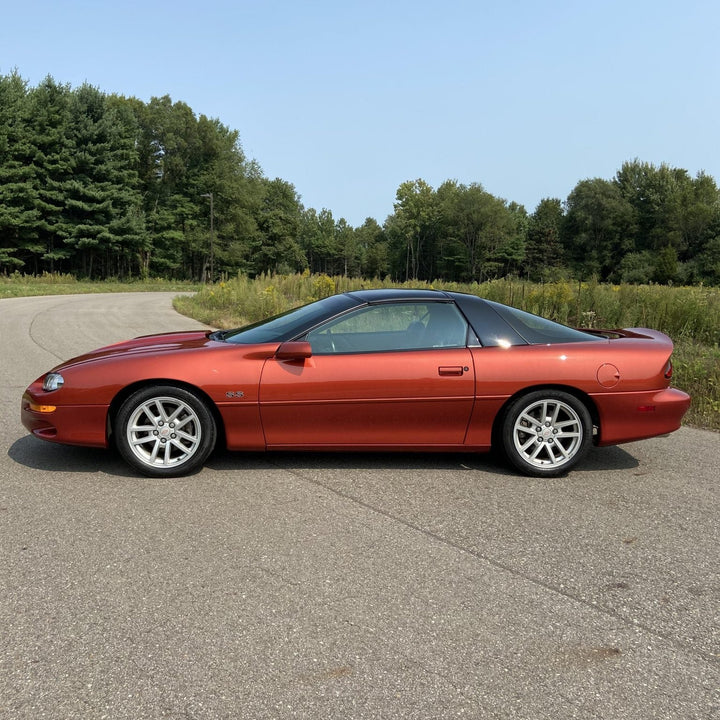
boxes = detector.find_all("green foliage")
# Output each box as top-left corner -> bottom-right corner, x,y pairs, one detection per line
385,179 -> 525,283
653,245 -> 678,284
672,342 -> 720,427
525,198 -> 564,280
0,271 -> 199,298
0,75 -> 265,282
250,178 -> 306,275
618,251 -> 654,284
3,73 -> 720,287
563,178 -> 636,279
386,179 -> 439,280
173,272 -> 332,327
612,160 -> 720,280
63,84 -> 146,278
312,273 -> 336,299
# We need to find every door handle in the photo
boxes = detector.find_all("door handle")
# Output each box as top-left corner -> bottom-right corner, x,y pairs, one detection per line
438,366 -> 465,376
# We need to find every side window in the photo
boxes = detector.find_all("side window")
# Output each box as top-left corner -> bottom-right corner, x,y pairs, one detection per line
306,302 -> 469,354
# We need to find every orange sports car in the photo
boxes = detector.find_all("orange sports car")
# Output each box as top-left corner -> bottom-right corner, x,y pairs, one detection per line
21,289 -> 690,478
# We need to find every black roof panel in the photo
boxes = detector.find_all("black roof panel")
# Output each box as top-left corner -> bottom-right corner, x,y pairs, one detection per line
346,289 -> 451,303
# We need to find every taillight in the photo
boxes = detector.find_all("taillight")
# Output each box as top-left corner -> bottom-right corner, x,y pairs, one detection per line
664,360 -> 673,379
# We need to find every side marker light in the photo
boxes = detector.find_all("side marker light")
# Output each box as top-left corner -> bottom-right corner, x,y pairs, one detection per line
29,403 -> 57,413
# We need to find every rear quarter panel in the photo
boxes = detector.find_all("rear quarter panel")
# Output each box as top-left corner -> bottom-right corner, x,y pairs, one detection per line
465,336 -> 687,447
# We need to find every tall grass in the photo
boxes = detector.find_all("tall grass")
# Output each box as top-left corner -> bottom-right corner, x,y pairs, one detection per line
175,272 -> 720,430
177,273 -> 720,345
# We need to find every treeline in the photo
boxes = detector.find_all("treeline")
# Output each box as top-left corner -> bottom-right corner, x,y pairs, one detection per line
2,71 -> 720,285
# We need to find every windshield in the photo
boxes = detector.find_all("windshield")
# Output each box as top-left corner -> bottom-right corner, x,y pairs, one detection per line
220,294 -> 359,344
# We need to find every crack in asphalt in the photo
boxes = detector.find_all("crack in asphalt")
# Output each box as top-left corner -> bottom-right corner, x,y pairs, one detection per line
27,298 -> 74,363
272,461 -> 719,667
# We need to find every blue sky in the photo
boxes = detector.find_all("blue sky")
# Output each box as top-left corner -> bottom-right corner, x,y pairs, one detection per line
2,0 -> 718,225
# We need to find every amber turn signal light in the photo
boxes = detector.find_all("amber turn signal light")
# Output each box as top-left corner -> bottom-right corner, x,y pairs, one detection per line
29,402 -> 56,413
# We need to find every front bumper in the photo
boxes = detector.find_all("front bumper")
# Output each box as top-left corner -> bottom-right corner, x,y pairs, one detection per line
21,392 -> 109,448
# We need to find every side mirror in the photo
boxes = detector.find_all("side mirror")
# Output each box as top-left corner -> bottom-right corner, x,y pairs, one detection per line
275,341 -> 313,360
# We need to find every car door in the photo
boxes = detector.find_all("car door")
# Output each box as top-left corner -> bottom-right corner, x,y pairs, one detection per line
258,301 -> 476,448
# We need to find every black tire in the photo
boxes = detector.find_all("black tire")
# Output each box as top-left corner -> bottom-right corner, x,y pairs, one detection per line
501,390 -> 592,477
115,385 -> 216,478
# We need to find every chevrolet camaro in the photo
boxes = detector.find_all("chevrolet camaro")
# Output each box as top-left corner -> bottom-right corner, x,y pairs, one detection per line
21,289 -> 691,478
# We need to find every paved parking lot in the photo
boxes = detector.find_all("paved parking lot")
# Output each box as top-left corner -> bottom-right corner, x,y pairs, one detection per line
1,294 -> 718,719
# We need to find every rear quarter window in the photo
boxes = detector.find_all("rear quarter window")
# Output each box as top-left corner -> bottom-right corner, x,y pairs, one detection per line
486,301 -> 602,344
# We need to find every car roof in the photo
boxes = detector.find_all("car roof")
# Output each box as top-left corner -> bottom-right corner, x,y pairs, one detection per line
345,288 -> 453,303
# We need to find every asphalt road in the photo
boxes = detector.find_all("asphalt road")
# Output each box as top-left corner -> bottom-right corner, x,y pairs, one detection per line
1,293 -> 718,720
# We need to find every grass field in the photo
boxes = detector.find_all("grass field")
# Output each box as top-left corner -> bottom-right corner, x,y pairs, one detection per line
0,272 -> 201,298
3,271 -> 718,431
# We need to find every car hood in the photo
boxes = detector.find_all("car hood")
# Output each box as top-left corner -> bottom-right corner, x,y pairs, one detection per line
52,330 -> 216,371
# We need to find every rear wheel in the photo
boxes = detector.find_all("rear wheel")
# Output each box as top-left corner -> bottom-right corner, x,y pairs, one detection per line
115,386 -> 216,477
501,390 -> 592,477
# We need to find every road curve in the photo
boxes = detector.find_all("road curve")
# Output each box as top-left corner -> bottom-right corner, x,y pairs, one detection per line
1,293 -> 718,719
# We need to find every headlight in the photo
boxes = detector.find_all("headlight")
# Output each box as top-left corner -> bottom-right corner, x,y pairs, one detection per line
43,373 -> 65,392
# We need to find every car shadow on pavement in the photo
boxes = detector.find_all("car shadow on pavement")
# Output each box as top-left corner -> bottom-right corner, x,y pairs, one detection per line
8,434 -> 640,478
8,435 -> 127,476
6,435 -> 271,478
206,444 -> 640,475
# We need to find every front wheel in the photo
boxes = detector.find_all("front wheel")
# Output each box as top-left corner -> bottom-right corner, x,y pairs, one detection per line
501,390 -> 592,477
115,386 -> 216,477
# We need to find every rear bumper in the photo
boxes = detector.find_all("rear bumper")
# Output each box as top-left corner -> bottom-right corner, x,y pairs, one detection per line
593,387 -> 691,446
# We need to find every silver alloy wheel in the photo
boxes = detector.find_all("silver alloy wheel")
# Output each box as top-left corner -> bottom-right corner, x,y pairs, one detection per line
126,395 -> 203,469
512,397 -> 584,470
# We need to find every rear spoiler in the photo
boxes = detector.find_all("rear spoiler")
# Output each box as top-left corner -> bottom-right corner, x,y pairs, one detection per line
576,327 -> 673,345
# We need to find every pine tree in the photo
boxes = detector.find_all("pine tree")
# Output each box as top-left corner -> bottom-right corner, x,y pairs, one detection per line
0,71 -> 40,272
62,85 -> 145,277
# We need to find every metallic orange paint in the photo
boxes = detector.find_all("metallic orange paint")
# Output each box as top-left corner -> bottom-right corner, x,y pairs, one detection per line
20,292 -> 691,476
